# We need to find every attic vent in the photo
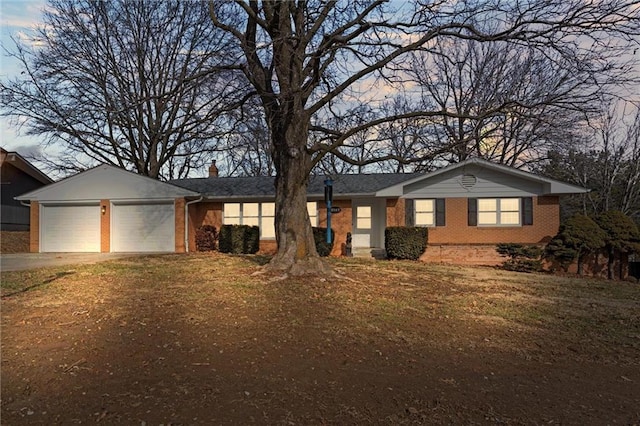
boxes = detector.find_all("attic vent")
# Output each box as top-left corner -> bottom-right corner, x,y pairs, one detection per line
460,174 -> 477,190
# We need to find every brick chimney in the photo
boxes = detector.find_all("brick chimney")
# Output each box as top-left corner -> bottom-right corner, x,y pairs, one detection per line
208,160 -> 219,177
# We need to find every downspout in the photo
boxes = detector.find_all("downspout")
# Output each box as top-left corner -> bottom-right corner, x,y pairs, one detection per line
19,200 -> 31,207
184,196 -> 203,253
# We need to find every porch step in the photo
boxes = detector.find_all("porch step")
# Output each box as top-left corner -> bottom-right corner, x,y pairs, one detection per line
351,247 -> 387,260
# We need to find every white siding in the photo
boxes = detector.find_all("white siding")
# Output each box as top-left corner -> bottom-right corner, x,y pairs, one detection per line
111,202 -> 175,252
22,165 -> 197,202
41,204 -> 100,252
403,165 -> 544,198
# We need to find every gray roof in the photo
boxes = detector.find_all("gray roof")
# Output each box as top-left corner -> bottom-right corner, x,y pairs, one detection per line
169,173 -> 422,199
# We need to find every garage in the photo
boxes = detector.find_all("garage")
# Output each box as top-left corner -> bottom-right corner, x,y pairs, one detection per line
111,202 -> 175,252
16,165 -> 198,253
41,203 -> 100,252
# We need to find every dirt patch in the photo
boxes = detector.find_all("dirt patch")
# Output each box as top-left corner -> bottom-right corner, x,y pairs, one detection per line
0,231 -> 29,253
1,254 -> 639,425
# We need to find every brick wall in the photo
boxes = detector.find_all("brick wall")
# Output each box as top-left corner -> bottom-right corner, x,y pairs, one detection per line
100,200 -> 110,252
174,198 -> 186,253
386,198 -> 407,227
428,196 -> 559,245
29,201 -> 39,253
318,199 -> 352,256
420,244 -> 506,265
188,201 -> 223,252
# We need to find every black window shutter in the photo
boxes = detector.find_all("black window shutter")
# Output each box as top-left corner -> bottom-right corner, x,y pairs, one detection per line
522,197 -> 533,226
468,198 -> 477,226
405,199 -> 415,226
436,198 -> 446,226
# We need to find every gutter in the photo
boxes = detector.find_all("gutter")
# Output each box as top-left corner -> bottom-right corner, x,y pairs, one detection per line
184,196 -> 203,253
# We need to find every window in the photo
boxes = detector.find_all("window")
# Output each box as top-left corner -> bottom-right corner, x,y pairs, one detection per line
477,198 -> 520,226
415,199 -> 435,226
410,199 -> 445,227
223,202 -> 275,238
224,202 -> 317,238
307,202 -> 317,226
356,206 -> 372,229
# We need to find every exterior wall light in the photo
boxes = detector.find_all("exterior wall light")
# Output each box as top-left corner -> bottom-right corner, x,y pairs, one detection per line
101,205 -> 106,215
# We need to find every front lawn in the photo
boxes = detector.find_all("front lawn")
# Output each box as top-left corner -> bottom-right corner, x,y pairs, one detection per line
2,253 -> 639,424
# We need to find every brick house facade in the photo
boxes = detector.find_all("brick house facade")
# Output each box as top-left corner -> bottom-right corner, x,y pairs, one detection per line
18,159 -> 587,268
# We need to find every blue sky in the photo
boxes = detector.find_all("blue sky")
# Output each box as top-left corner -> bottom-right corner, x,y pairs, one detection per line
0,0 -> 46,155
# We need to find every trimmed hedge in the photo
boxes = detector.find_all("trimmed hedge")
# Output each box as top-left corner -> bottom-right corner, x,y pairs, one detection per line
312,227 -> 335,257
385,227 -> 428,260
195,225 -> 218,251
218,224 -> 260,254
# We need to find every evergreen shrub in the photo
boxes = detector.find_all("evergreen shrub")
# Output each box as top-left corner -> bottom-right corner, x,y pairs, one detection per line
496,243 -> 543,272
312,227 -> 335,257
219,224 -> 260,254
385,227 -> 428,260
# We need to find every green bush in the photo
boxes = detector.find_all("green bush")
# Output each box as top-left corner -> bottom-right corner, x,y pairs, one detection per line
496,243 -> 543,273
544,214 -> 605,274
195,225 -> 218,251
596,210 -> 640,279
312,227 -> 335,257
385,227 -> 428,260
218,225 -> 260,254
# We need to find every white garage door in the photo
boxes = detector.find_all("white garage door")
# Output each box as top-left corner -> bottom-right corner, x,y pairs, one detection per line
111,202 -> 175,252
41,204 -> 100,252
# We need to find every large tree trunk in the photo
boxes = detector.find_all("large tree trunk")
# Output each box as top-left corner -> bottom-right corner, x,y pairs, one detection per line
265,117 -> 330,276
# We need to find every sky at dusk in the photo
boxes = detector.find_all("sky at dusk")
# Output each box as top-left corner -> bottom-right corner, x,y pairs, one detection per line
1,0 -> 638,160
1,0 -> 47,156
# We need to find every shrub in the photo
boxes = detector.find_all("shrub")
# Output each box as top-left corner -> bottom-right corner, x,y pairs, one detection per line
195,225 -> 218,251
496,243 -> 543,273
595,210 -> 640,279
218,225 -> 260,254
312,227 -> 335,257
385,227 -> 428,260
544,214 -> 605,274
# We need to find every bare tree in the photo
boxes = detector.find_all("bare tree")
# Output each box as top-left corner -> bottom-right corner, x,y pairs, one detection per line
1,0 -> 247,180
208,0 -> 639,275
538,99 -> 640,222
402,37 -> 597,167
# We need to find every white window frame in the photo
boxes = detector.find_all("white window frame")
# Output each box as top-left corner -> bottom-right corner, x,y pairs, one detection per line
478,198 -> 521,226
307,202 -> 318,227
223,202 -> 276,239
414,199 -> 435,227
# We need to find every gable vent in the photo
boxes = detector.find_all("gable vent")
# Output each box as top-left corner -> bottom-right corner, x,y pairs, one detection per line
460,174 -> 477,190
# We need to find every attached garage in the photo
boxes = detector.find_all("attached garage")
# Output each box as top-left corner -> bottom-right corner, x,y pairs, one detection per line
15,165 -> 199,253
111,202 -> 175,252
40,203 -> 100,252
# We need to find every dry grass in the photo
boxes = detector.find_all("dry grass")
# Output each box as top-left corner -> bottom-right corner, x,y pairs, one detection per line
3,253 -> 638,361
2,253 -> 639,424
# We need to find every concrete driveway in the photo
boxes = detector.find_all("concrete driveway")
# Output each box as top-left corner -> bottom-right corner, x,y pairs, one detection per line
0,253 -> 147,272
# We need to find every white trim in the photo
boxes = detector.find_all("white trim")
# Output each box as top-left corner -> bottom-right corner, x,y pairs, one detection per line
376,158 -> 589,197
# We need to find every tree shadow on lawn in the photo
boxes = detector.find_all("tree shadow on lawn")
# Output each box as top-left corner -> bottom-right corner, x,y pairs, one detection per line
1,257 -> 639,425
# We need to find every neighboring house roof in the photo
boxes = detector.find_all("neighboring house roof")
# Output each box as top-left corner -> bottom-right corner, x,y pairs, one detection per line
0,147 -> 53,185
170,173 -> 422,200
16,164 -> 199,201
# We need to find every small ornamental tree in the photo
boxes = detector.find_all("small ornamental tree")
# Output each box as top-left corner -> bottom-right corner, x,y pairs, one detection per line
496,243 -> 543,272
595,211 -> 640,279
545,214 -> 606,275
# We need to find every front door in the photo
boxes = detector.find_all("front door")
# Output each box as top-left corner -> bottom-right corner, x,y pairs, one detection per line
352,199 -> 385,248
